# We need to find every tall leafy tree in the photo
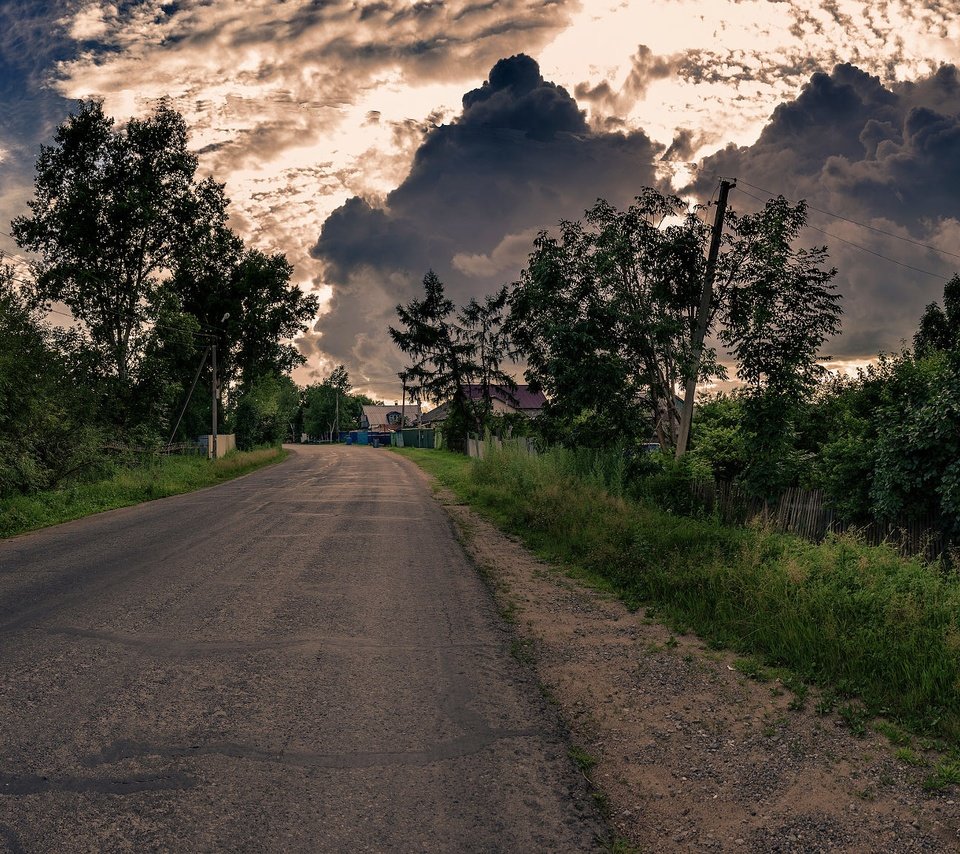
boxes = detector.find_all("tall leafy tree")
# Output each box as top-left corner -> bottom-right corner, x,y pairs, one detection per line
166,178 -> 318,427
511,190 -> 841,463
12,100 -> 203,386
509,190 -> 715,447
227,250 -> 318,386
720,197 -> 841,497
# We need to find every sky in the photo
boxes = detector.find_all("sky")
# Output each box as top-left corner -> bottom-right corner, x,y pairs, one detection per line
1,0 -> 959,400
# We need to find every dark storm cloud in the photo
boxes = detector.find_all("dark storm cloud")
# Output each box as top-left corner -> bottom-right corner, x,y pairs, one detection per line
694,63 -> 960,361
311,54 -> 664,389
663,129 -> 698,162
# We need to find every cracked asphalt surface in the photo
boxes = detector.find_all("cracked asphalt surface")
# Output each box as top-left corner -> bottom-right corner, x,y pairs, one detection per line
0,445 -> 602,852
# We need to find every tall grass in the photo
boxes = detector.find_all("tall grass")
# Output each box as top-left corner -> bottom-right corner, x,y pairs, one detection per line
0,447 -> 286,538
402,444 -> 960,740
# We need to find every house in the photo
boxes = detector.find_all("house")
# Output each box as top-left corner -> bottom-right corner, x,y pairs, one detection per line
360,403 -> 422,432
420,384 -> 547,425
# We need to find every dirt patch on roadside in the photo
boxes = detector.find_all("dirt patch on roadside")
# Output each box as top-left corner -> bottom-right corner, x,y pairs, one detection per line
434,490 -> 960,853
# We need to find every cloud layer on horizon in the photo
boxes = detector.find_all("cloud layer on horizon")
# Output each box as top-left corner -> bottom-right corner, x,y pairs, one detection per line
3,1 -> 960,394
310,54 -> 664,390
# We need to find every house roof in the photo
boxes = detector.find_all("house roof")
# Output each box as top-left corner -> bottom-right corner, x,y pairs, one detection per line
361,403 -> 421,429
419,385 -> 546,424
462,384 -> 546,410
419,401 -> 451,424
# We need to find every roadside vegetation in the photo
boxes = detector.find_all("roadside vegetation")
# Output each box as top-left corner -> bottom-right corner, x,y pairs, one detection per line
1,100 -> 371,528
391,185 -> 960,750
397,445 -> 960,747
0,447 -> 286,539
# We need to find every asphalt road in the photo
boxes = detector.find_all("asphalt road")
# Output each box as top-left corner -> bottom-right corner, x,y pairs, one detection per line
0,445 -> 602,852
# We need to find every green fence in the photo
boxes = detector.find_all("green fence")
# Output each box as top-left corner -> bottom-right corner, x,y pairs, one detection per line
392,429 -> 438,449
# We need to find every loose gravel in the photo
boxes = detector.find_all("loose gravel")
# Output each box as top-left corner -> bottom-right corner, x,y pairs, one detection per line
433,488 -> 960,853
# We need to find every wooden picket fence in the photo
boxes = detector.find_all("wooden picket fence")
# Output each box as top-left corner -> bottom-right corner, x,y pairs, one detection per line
690,480 -> 946,561
466,435 -> 538,460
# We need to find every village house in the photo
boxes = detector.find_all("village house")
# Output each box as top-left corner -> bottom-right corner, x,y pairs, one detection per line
360,403 -> 422,432
419,384 -> 547,425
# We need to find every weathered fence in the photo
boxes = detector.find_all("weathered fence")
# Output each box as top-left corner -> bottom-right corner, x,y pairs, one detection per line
691,480 -> 946,560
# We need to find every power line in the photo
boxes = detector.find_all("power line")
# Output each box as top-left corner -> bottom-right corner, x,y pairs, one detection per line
732,177 -> 960,262
734,186 -> 946,279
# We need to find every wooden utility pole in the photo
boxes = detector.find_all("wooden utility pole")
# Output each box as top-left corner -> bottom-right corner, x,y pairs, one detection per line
333,391 -> 339,442
675,179 -> 734,459
211,341 -> 218,460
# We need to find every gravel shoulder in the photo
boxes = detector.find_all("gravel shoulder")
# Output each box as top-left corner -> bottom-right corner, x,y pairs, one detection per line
416,472 -> 960,853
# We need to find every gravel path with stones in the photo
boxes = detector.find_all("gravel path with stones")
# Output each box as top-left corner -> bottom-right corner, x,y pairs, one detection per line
427,476 -> 960,853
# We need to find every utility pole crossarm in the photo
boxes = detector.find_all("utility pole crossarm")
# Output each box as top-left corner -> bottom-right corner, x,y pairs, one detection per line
675,179 -> 735,459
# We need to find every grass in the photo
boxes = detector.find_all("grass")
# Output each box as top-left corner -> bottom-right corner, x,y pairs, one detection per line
0,447 -> 287,538
896,746 -> 927,767
396,444 -> 960,745
924,758 -> 960,791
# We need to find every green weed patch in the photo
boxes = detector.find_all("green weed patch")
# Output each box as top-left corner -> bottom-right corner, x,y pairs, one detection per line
0,447 -> 287,538
399,445 -> 960,743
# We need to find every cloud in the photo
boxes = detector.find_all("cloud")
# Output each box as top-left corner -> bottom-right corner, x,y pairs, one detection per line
575,45 -> 678,120
37,0 -> 581,357
311,54 -> 664,390
0,1 -> 90,245
452,228 -> 539,278
694,62 -> 960,360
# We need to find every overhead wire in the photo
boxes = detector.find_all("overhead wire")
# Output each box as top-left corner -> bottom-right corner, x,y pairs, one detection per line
1,266 -> 219,340
730,177 -> 960,263
0,229 -> 225,340
734,185 -> 946,280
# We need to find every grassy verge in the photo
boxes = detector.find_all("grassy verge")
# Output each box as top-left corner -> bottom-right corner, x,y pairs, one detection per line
0,447 -> 287,539
395,445 -> 960,744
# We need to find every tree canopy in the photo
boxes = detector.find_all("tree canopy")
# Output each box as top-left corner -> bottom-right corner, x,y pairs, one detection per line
390,271 -> 516,447
10,98 -> 318,447
508,189 -> 840,463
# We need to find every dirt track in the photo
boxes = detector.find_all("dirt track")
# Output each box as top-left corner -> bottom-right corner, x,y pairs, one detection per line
441,485 -> 960,853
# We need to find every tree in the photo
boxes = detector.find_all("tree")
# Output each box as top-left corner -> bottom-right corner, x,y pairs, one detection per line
719,197 -> 841,498
233,373 -> 300,450
509,190 -> 717,448
302,365 -> 355,439
687,393 -> 748,482
0,271 -> 103,495
228,250 -> 318,386
458,286 -> 516,429
130,296 -> 203,439
389,271 -> 475,449
914,274 -> 960,355
12,100 -> 204,387
509,190 -> 841,469
168,180 -> 319,422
